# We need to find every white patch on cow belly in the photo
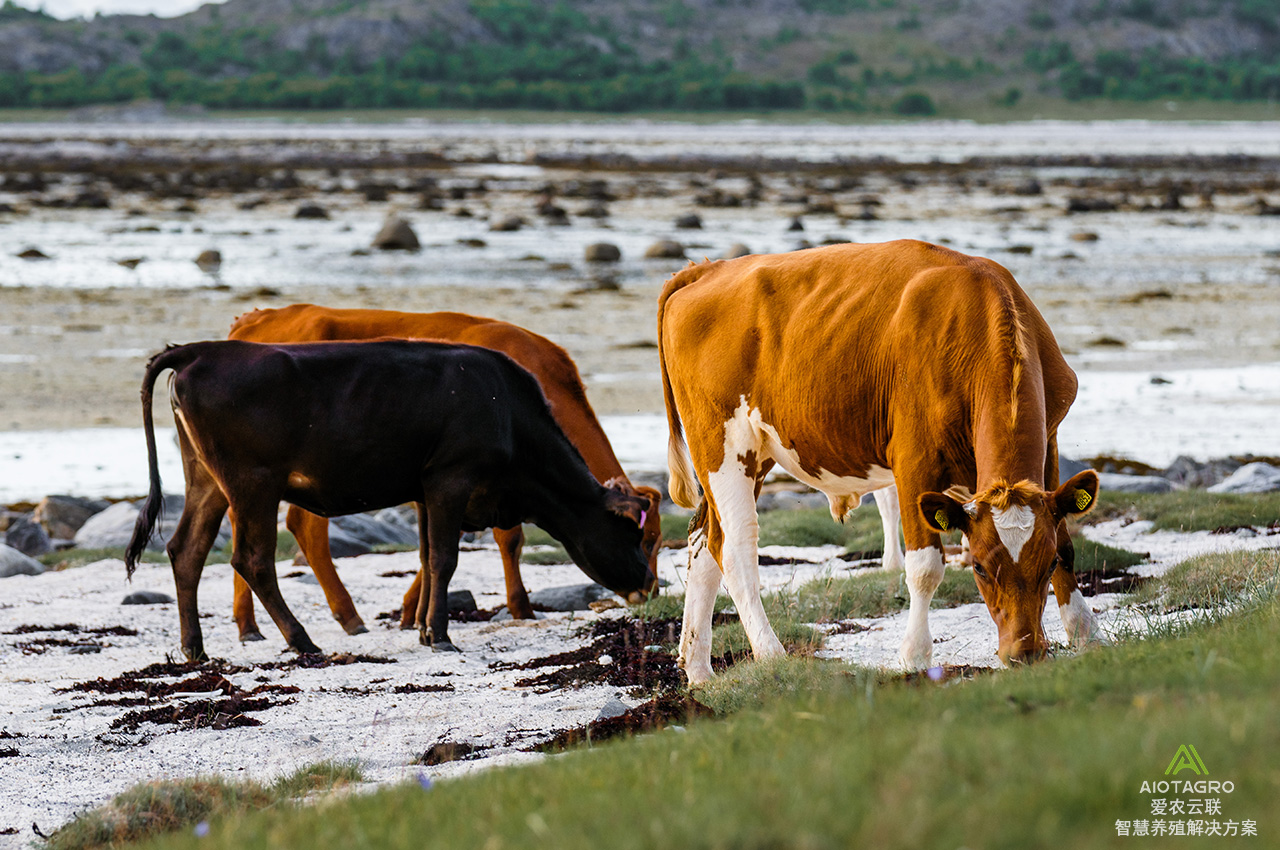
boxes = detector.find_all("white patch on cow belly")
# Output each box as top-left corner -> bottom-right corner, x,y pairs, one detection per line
715,398 -> 892,521
992,504 -> 1036,563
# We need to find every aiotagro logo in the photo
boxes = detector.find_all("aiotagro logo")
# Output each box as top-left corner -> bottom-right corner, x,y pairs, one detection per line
1114,745 -> 1257,838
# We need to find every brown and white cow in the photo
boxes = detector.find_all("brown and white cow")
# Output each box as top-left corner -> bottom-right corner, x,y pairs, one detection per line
226,305 -> 664,639
658,240 -> 1102,684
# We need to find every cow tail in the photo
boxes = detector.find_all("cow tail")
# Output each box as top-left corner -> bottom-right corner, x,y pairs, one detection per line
124,344 -> 195,578
657,264 -> 707,509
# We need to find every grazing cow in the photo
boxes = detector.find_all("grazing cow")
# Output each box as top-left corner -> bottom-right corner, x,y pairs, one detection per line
124,339 -> 655,661
658,240 -> 1102,684
226,304 -> 664,639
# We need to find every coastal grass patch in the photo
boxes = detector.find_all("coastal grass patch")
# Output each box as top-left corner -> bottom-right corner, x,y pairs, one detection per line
1073,538 -> 1146,573
757,504 -> 889,551
129,589 -> 1280,850
37,547 -> 167,570
44,761 -> 362,850
1132,548 -> 1280,613
1090,490 -> 1280,532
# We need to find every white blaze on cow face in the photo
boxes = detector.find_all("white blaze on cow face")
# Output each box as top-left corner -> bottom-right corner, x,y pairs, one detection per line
991,504 -> 1036,563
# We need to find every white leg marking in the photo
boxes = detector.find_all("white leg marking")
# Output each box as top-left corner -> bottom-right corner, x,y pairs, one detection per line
900,547 -> 945,670
873,486 -> 905,571
992,505 -> 1036,563
1058,587 -> 1108,648
706,402 -> 785,665
678,529 -> 721,685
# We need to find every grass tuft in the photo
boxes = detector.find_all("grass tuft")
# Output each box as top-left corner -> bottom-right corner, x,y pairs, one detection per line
694,655 -> 857,715
1090,490 -> 1280,532
1132,548 -> 1280,613
43,762 -> 362,850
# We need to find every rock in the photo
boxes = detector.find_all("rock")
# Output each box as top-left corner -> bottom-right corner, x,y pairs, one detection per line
295,572 -> 320,585
116,257 -> 144,269
294,204 -> 330,220
584,242 -> 622,263
527,583 -> 614,612
122,590 -> 175,605
0,544 -> 44,577
324,522 -> 374,559
721,243 -> 752,259
4,516 -> 53,557
331,513 -> 419,547
787,216 -> 805,232
1208,462 -> 1280,494
75,496 -> 230,551
447,589 -> 477,613
372,216 -> 421,251
34,495 -> 109,540
1066,197 -> 1117,213
1012,178 -> 1043,196
674,213 -> 702,229
18,247 -> 50,260
1097,473 -> 1175,494
644,240 -> 686,259
195,249 -> 222,272
490,606 -> 546,622
1007,245 -> 1034,255
595,696 -> 630,722
1070,231 -> 1100,242
1163,456 -> 1241,489
489,214 -> 525,232
1057,457 -> 1093,481
578,203 -> 610,218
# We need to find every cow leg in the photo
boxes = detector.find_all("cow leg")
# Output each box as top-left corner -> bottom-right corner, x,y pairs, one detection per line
287,506 -> 367,636
232,572 -> 265,643
705,467 -> 785,666
897,474 -> 946,670
166,476 -> 230,663
1052,523 -> 1107,648
415,498 -> 463,651
872,486 -> 905,571
493,525 -> 535,619
230,495 -> 321,656
678,500 -> 722,686
400,570 -> 422,630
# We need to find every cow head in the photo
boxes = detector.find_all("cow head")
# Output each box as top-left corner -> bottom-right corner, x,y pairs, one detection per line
584,479 -> 660,602
918,470 -> 1099,665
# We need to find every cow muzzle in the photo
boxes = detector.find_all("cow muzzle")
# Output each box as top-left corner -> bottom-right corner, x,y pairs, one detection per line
997,628 -> 1048,666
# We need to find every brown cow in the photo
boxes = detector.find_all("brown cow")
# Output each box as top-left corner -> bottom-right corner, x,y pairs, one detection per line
227,305 -> 663,639
659,240 -> 1102,684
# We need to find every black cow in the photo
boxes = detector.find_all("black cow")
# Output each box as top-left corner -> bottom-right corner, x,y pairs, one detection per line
124,339 -> 656,661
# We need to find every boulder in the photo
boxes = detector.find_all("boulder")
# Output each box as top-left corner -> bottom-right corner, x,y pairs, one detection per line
721,243 -> 752,259
1057,456 -> 1093,481
527,583 -> 614,612
195,249 -> 222,272
122,590 -> 175,605
331,513 -> 419,548
447,589 -> 477,614
372,216 -> 421,251
324,522 -> 374,559
4,516 -> 53,557
584,242 -> 622,263
757,490 -> 829,512
34,495 -> 109,540
294,204 -> 330,220
0,544 -> 44,578
1164,455 -> 1241,489
1097,473 -> 1175,494
1208,462 -> 1280,494
644,240 -> 686,259
674,213 -> 702,229
18,247 -> 50,260
595,696 -> 630,722
489,215 -> 525,232
75,496 -> 231,551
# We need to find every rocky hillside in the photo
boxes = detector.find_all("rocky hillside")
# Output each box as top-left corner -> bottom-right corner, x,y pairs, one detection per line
0,0 -> 1277,111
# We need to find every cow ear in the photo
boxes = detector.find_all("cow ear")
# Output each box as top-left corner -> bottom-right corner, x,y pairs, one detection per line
1052,470 -> 1100,519
603,478 -> 646,527
919,492 -> 971,535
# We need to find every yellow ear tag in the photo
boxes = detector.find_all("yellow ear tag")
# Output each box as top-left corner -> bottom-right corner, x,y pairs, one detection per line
1075,489 -> 1092,511
934,508 -> 950,531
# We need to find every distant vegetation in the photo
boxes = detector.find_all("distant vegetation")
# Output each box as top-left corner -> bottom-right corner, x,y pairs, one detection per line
0,0 -> 1278,111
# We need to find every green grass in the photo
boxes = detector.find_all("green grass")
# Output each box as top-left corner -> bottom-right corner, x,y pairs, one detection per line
1091,490 -> 1280,532
1132,548 -> 1280,614
45,762 -> 362,850
1073,539 -> 1146,573
38,547 -> 167,570
757,503 -> 896,551
120,554 -> 1280,850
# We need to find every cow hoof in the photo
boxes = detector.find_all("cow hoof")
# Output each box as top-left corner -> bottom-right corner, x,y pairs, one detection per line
343,621 -> 369,636
418,628 -> 429,646
293,641 -> 323,656
239,631 -> 266,643
182,646 -> 208,663
431,641 -> 461,653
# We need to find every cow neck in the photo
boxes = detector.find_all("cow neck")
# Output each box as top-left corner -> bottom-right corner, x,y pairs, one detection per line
971,400 -> 1047,490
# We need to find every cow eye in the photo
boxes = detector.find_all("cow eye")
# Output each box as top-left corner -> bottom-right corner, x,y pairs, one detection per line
972,562 -> 989,580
